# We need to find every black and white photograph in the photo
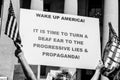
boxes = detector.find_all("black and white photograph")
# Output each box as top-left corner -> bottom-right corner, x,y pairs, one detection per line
0,0 -> 120,80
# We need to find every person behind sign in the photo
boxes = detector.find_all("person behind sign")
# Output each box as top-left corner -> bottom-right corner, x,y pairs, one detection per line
15,41 -> 120,80
14,41 -> 37,80
14,41 -> 106,80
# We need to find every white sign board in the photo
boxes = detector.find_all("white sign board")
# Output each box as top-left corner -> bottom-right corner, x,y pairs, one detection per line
20,9 -> 101,69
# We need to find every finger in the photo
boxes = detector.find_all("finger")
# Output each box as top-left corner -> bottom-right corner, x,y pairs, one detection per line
16,42 -> 21,48
14,41 -> 22,50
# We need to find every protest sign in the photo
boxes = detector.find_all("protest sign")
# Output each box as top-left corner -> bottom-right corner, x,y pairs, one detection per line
20,9 -> 101,69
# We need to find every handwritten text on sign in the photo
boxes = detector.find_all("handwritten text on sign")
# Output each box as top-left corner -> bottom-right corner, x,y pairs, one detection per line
20,9 -> 101,69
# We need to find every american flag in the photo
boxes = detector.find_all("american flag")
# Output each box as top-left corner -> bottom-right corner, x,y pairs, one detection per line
4,0 -> 20,42
102,22 -> 120,79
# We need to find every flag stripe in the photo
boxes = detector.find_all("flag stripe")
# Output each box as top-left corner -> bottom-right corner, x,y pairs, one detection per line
118,0 -> 120,38
14,24 -> 18,40
105,58 -> 110,67
5,13 -> 11,34
115,52 -> 120,58
114,57 -> 120,62
116,48 -> 120,53
8,16 -> 15,37
12,22 -> 17,40
10,18 -> 16,38
108,51 -> 113,57
7,16 -> 13,36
